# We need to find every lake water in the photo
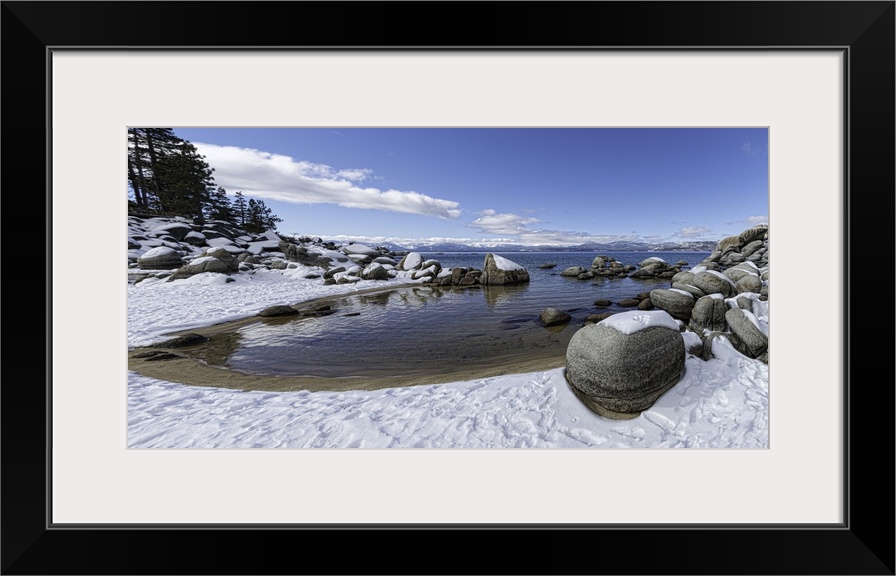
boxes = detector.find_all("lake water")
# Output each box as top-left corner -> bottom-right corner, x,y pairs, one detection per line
222,252 -> 710,378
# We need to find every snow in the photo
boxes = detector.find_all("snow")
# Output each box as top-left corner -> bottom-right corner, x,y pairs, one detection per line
703,269 -> 737,286
187,256 -> 218,266
317,248 -> 351,264
127,256 -> 768,449
247,240 -> 280,255
490,253 -> 525,271
140,246 -> 178,258
668,288 -> 695,298
206,237 -> 239,248
740,309 -> 766,334
400,252 -> 423,270
137,238 -> 164,249
344,243 -> 379,256
151,222 -> 191,235
599,310 -> 680,335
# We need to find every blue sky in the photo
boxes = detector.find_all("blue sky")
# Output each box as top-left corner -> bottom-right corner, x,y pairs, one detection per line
171,128 -> 768,246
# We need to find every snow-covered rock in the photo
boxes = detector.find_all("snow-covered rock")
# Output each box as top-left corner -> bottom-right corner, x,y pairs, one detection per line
137,246 -> 185,270
480,253 -> 529,285
565,310 -> 685,419
398,251 -> 424,271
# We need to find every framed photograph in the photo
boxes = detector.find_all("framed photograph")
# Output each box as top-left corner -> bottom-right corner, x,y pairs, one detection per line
4,1 -> 892,574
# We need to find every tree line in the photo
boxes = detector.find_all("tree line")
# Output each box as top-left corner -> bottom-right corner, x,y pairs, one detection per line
127,128 -> 282,233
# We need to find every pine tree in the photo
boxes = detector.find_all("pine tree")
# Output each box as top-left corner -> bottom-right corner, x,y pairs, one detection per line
127,128 -> 183,214
232,191 -> 248,227
205,187 -> 234,222
153,139 -> 216,220
245,198 -> 283,233
127,129 -> 284,231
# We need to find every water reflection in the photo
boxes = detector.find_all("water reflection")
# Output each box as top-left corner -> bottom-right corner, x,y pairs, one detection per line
357,291 -> 393,306
200,330 -> 244,368
395,285 -> 447,308
481,283 -> 530,309
213,252 -> 712,378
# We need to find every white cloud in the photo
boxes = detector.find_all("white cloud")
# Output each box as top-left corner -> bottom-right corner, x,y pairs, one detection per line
195,143 -> 461,219
336,168 -> 372,182
469,209 -> 539,235
467,209 -> 651,246
677,226 -> 713,238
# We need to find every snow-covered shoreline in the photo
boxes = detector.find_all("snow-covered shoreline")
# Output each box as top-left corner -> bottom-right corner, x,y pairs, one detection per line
127,266 -> 769,449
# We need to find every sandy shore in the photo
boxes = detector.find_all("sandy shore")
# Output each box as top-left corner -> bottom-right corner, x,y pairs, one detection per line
128,282 -> 566,392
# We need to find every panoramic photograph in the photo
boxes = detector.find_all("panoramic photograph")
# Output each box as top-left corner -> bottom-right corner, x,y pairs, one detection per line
127,127 -> 769,449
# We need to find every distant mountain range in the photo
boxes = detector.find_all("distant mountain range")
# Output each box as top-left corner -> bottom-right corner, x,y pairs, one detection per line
370,239 -> 719,254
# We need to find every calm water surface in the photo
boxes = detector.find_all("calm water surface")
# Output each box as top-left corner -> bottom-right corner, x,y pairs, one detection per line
222,252 -> 710,378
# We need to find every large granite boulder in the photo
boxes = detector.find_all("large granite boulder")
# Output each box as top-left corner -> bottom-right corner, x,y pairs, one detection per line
480,253 -> 530,286
717,234 -> 745,253
689,295 -> 728,333
166,248 -> 239,281
735,274 -> 762,294
182,231 -> 207,246
693,270 -> 737,298
649,288 -> 696,321
671,270 -> 696,285
565,310 -> 686,419
722,264 -> 758,283
342,243 -> 380,257
670,282 -> 706,299
361,262 -> 391,280
740,240 -> 765,258
137,246 -> 185,270
149,222 -> 193,241
739,224 -> 768,245
398,252 -> 424,271
725,308 -> 769,358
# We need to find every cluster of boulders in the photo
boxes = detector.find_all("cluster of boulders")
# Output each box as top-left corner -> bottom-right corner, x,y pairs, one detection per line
128,216 -> 534,291
646,224 -> 769,362
563,224 -> 769,419
390,251 -> 531,287
128,215 -> 417,285
558,254 -> 692,280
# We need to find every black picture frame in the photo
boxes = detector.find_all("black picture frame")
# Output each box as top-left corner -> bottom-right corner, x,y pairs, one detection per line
3,1 -> 893,574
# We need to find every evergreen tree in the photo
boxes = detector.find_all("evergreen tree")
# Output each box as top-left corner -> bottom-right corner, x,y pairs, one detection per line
232,191 -> 248,227
205,187 -> 234,222
127,129 -> 284,232
127,128 -> 183,213
153,139 -> 216,219
245,198 -> 283,233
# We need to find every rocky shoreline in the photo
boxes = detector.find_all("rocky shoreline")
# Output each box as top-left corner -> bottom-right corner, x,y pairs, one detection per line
559,224 -> 769,418
128,215 -> 768,414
